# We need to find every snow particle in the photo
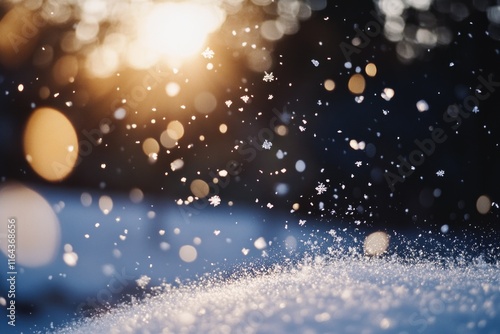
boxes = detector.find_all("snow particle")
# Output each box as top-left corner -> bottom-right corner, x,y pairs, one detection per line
363,231 -> 390,256
209,195 -> 221,207
263,71 -> 275,82
201,47 -> 214,59
262,139 -> 272,150
315,182 -> 327,195
253,237 -> 267,250
381,88 -> 395,101
136,275 -> 151,289
416,100 -> 429,112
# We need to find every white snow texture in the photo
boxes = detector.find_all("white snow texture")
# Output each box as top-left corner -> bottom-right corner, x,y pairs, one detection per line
56,256 -> 500,334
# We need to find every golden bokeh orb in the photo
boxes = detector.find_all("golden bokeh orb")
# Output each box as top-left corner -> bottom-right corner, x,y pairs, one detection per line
23,107 -> 79,182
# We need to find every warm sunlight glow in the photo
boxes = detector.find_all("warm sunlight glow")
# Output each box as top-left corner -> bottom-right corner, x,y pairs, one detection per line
137,2 -> 226,66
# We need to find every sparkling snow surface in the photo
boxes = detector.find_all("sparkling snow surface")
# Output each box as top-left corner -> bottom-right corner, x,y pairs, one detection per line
56,256 -> 500,334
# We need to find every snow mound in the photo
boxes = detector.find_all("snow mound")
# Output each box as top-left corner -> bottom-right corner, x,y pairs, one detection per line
55,256 -> 500,334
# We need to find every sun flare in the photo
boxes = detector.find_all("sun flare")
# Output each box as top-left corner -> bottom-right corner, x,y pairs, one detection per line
137,2 -> 226,66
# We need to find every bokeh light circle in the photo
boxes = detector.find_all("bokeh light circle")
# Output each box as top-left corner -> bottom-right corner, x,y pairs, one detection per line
476,195 -> 491,215
194,92 -> 217,114
348,74 -> 366,95
0,183 -> 61,267
23,107 -> 79,182
190,179 -> 210,198
179,245 -> 197,263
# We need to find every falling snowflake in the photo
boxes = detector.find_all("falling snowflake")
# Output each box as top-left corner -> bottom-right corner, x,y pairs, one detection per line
299,219 -> 306,226
436,170 -> 445,177
225,100 -> 232,107
135,275 -> 151,289
311,59 -> 319,67
381,88 -> 395,101
263,71 -> 274,82
213,230 -> 221,236
201,47 -> 214,59
209,195 -> 221,207
268,95 -> 273,100
315,182 -> 327,195
266,202 -> 274,209
262,139 -> 272,150
355,161 -> 362,167
299,126 -> 306,132
317,100 -> 322,105
472,106 -> 479,113
241,95 -> 250,103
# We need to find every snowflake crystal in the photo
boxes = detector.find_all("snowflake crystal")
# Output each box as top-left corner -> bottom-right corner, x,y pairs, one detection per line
262,139 -> 272,150
263,71 -> 275,82
209,195 -> 221,207
201,47 -> 214,59
436,170 -> 445,177
315,182 -> 327,195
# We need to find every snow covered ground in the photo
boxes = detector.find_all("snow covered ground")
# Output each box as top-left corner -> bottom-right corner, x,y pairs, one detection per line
1,186 -> 498,334
55,254 -> 500,334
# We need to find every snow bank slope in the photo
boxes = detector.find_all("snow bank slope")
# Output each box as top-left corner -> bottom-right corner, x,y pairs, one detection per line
57,257 -> 500,334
